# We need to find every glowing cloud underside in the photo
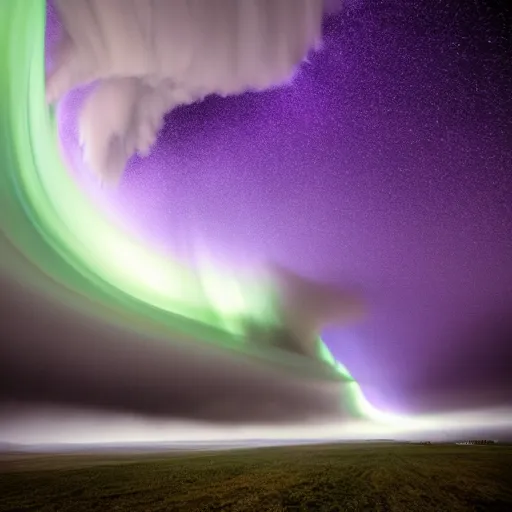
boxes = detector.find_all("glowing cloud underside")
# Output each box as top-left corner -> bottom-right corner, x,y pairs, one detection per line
0,0 -> 384,423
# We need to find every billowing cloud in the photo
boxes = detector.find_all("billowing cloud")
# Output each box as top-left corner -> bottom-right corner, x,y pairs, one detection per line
47,0 -> 333,183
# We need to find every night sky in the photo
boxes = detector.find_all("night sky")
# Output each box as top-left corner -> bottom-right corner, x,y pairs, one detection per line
110,0 -> 512,412
1,0 -> 511,440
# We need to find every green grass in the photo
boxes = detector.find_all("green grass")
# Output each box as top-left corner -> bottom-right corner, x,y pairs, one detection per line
1,443 -> 511,511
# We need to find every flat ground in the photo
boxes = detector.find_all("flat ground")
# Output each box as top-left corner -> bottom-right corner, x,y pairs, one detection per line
1,443 -> 511,511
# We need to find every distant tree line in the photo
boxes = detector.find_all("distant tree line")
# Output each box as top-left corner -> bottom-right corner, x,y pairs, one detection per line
455,440 -> 497,445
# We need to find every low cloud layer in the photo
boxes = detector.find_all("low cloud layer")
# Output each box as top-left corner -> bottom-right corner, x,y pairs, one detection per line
0,237 -> 358,424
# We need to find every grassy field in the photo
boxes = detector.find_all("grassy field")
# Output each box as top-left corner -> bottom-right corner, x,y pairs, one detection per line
1,443 -> 511,511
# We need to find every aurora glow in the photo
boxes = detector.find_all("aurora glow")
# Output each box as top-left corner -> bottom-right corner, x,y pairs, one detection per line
0,0 -> 389,427
1,1 -> 511,446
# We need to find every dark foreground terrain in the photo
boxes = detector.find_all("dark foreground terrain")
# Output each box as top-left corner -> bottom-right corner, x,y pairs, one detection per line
1,443 -> 511,511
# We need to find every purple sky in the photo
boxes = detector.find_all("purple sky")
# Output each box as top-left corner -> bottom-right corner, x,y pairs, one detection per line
53,1 -> 512,415
116,2 -> 511,412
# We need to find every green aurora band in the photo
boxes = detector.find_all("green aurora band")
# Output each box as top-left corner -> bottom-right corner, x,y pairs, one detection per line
0,0 -> 377,421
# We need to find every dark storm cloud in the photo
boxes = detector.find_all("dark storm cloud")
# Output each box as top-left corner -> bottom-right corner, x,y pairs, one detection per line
0,248 -> 350,424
